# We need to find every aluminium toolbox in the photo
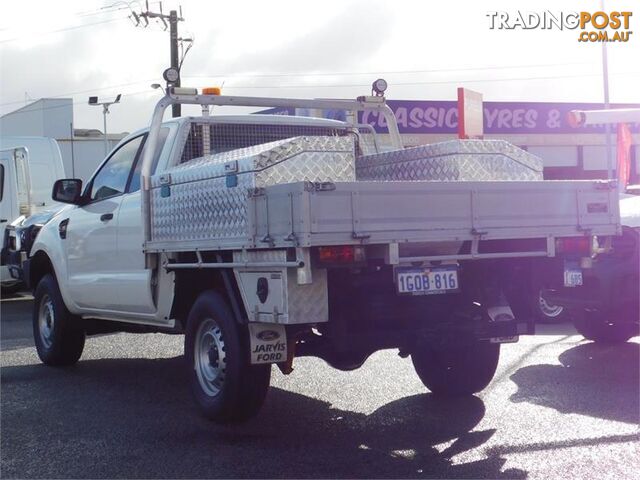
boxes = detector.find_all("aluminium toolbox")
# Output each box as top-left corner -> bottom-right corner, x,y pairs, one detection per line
355,139 -> 543,182
149,136 -> 355,249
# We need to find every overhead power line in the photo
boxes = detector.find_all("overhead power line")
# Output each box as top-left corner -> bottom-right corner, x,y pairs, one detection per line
0,17 -> 128,44
185,62 -> 594,79
0,79 -> 158,108
74,4 -> 135,18
0,89 -> 156,117
184,70 -> 640,89
130,1 -> 189,117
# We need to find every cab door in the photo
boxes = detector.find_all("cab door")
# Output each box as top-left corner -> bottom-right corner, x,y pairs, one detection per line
113,128 -> 170,314
65,135 -> 145,311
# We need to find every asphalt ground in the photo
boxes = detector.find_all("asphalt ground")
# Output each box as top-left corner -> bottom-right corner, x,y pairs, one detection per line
1,293 -> 638,479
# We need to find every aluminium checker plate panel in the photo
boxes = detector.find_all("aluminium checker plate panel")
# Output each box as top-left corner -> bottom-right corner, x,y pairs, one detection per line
355,139 -> 543,182
148,135 -> 355,250
232,250 -> 329,324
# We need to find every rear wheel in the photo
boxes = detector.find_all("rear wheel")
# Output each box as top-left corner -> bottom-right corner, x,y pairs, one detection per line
573,310 -> 637,344
185,291 -> 271,423
411,341 -> 500,396
33,274 -> 85,366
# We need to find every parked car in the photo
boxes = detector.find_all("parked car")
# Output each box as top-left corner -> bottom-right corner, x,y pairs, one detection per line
0,137 -> 65,293
542,194 -> 639,343
625,184 -> 640,196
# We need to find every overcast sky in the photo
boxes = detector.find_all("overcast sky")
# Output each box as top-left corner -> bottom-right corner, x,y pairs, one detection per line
1,0 -> 638,133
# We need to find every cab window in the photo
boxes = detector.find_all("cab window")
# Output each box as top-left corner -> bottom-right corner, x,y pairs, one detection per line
128,128 -> 169,193
88,136 -> 144,201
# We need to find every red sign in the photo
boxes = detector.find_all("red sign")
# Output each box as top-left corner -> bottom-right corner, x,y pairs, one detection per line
617,123 -> 632,187
457,88 -> 484,139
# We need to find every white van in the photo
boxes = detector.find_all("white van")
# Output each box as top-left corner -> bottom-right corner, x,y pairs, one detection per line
0,137 -> 66,292
0,137 -> 66,211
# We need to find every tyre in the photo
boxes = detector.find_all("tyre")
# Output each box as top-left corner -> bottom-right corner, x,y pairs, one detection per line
185,291 -> 271,423
573,310 -> 637,344
411,341 -> 500,396
33,274 -> 85,366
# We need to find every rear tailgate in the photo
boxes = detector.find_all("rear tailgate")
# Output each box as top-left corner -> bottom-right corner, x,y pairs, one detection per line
251,180 -> 620,248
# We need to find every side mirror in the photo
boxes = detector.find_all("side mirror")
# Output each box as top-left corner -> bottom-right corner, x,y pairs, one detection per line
52,179 -> 83,205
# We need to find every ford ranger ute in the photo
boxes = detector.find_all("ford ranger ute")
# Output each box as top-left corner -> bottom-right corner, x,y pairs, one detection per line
6,84 -> 620,422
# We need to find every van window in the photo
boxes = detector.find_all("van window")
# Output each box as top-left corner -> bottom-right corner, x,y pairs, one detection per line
0,164 -> 4,201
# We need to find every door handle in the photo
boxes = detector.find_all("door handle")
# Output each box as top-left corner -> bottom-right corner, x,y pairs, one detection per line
100,213 -> 114,222
0,219 -> 7,223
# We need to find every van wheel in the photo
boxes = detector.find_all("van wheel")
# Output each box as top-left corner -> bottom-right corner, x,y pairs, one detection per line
411,342 -> 500,396
573,310 -> 637,344
33,274 -> 85,366
185,291 -> 271,423
536,288 -> 566,323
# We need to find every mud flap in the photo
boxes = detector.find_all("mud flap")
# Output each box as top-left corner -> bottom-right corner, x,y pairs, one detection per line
248,323 -> 287,364
485,305 -> 519,343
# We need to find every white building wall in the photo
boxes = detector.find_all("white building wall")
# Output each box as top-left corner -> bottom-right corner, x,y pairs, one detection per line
1,98 -> 127,183
0,99 -> 73,138
0,103 -> 45,136
582,146 -> 618,171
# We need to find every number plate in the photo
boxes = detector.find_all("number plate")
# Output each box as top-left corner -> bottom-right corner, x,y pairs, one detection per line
564,268 -> 583,287
396,266 -> 459,295
564,260 -> 583,287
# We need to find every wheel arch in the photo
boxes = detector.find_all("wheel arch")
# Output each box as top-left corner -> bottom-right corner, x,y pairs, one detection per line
170,266 -> 246,331
28,250 -> 55,292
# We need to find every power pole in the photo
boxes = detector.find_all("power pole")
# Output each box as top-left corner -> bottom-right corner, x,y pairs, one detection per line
169,10 -> 180,117
132,2 -> 185,117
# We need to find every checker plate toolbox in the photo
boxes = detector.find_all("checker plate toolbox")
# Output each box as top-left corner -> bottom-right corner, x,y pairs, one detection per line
149,135 -> 356,250
355,139 -> 543,182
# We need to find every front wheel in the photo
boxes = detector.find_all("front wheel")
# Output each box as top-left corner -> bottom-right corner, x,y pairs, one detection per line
33,274 -> 85,366
185,291 -> 271,423
411,341 -> 500,396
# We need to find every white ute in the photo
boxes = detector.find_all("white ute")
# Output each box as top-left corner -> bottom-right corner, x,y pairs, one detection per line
12,85 -> 620,422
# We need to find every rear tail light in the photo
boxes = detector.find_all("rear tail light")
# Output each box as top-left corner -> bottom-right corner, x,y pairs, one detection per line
555,236 -> 592,255
318,245 -> 366,264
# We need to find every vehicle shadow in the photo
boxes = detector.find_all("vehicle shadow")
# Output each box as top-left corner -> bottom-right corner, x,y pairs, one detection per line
0,356 -> 527,479
509,341 -> 639,424
0,296 -> 35,351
